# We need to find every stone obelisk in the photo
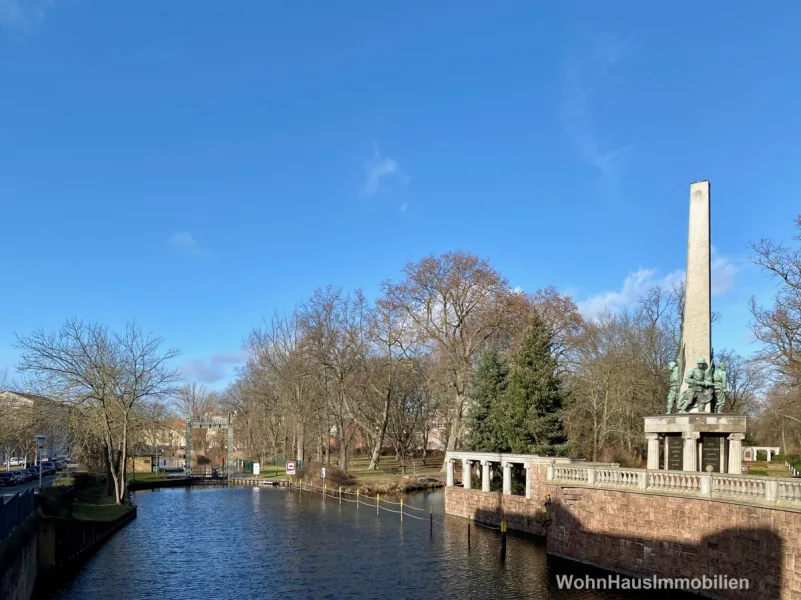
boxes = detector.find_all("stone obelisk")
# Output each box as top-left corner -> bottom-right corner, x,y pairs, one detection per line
679,181 -> 712,412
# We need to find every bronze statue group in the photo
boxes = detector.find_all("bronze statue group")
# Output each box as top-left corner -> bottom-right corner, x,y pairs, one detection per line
666,357 -> 727,414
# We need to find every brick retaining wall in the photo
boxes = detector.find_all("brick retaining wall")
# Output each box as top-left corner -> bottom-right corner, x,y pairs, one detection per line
444,487 -> 548,537
444,463 -> 801,600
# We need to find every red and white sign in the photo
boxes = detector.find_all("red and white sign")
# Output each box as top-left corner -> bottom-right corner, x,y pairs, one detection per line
286,461 -> 297,475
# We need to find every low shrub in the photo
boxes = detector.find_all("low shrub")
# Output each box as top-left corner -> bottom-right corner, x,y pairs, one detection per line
297,461 -> 357,489
72,472 -> 102,489
52,474 -> 75,488
36,485 -> 77,517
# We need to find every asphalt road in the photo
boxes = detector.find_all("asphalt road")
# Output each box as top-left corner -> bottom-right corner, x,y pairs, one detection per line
1,473 -> 57,499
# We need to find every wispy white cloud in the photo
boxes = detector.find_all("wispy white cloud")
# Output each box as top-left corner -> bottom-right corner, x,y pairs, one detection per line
168,231 -> 204,258
398,202 -> 408,213
559,31 -> 634,186
579,249 -> 740,318
361,144 -> 406,196
179,350 -> 248,384
711,246 -> 738,296
579,268 -> 683,318
0,0 -> 55,34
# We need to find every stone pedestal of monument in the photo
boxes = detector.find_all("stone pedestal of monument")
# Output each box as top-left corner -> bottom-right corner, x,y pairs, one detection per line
644,414 -> 747,474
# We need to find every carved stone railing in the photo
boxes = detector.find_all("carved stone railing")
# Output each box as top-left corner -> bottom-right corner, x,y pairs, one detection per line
712,475 -> 766,501
648,471 -> 701,493
548,464 -> 801,509
778,479 -> 801,503
595,467 -> 644,488
552,466 -> 589,483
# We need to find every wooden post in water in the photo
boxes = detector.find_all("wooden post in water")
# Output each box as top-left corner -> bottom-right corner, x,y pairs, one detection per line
323,482 -> 326,501
377,494 -> 380,515
356,489 -> 359,510
467,517 -> 471,549
429,506 -> 433,537
339,487 -> 342,505
500,522 -> 507,559
400,498 -> 403,522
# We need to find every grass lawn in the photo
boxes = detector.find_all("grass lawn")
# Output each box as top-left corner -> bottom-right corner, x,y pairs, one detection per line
240,454 -> 445,492
128,472 -> 172,482
345,454 -> 444,486
70,481 -> 135,521
247,465 -> 286,478
744,460 -> 796,477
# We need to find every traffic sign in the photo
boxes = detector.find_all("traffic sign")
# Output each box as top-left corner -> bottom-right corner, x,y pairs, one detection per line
286,461 -> 296,475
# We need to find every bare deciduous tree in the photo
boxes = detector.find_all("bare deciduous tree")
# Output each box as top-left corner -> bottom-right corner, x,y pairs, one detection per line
382,251 -> 509,454
15,319 -> 179,504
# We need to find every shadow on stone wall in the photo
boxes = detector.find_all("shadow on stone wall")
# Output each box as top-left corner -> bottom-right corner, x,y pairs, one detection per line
473,503 -> 783,600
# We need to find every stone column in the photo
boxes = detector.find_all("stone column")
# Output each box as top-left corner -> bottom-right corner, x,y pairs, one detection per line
185,419 -> 192,472
446,459 -> 454,487
698,440 -> 703,471
646,433 -> 660,470
524,465 -> 531,499
728,433 -> 745,475
481,461 -> 491,492
502,462 -> 512,495
462,459 -> 472,489
767,449 -> 772,462
682,431 -> 700,472
681,180 -> 712,412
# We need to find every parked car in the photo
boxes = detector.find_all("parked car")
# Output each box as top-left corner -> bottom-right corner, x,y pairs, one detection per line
25,467 -> 38,481
8,457 -> 22,466
0,472 -> 17,486
10,471 -> 26,484
41,462 -> 56,475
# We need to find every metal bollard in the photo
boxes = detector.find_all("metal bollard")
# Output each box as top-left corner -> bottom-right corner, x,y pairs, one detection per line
500,521 -> 507,559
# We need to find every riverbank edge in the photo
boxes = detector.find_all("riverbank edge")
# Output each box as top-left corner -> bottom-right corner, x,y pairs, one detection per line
30,504 -> 138,598
39,505 -> 138,570
128,478 -> 193,491
128,475 -> 445,495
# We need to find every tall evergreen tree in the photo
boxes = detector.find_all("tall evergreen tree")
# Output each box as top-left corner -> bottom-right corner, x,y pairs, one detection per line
501,311 -> 568,455
464,344 -> 509,452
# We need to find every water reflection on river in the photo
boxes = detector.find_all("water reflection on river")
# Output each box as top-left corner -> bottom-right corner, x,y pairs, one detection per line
38,487 -> 688,600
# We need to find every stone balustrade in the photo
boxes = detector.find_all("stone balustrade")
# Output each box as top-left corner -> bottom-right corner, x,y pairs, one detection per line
648,471 -> 702,492
548,463 -> 801,508
444,452 -> 599,499
445,450 -> 801,509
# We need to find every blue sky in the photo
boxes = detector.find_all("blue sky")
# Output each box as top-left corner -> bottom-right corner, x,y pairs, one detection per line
1,1 -> 799,389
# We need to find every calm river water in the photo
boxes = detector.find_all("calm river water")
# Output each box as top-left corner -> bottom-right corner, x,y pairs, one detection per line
37,486 -> 689,600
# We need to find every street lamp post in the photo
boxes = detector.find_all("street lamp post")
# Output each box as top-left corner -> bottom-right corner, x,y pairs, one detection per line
35,435 -> 48,490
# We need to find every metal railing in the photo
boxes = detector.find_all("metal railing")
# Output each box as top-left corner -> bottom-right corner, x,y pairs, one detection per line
188,467 -> 228,479
0,489 -> 36,542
